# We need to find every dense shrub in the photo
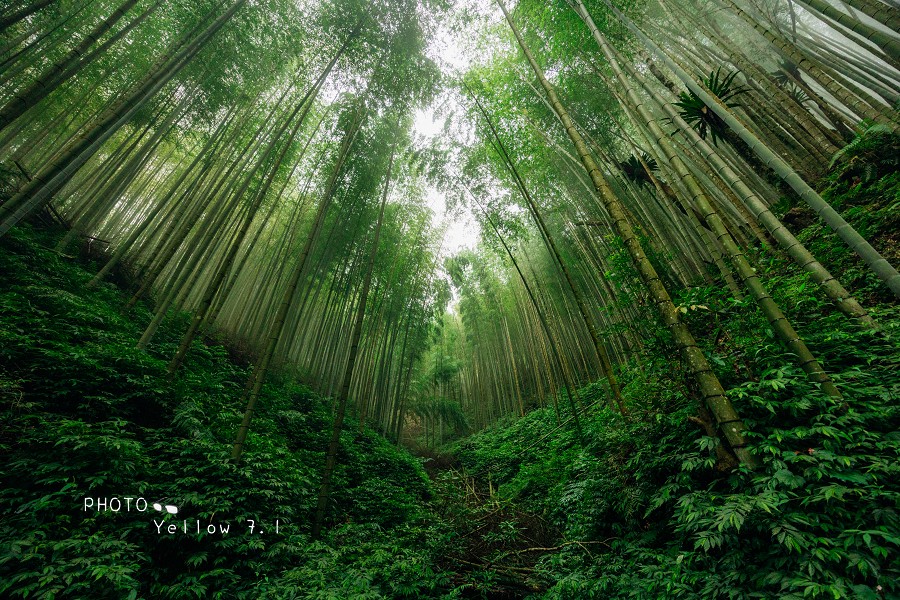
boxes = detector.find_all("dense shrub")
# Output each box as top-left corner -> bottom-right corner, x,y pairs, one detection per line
453,272 -> 900,599
0,225 -> 442,599
2,151 -> 898,598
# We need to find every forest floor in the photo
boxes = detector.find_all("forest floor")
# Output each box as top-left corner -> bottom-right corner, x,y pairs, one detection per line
419,449 -> 559,597
0,219 -> 578,599
2,145 -> 900,598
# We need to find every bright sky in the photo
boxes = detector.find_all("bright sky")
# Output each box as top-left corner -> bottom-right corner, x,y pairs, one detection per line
411,4 -> 486,259
414,107 -> 481,258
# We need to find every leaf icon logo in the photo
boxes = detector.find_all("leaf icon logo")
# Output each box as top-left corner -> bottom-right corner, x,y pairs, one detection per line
152,503 -> 178,515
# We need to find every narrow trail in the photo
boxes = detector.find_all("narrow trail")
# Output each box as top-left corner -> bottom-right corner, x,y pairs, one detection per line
419,451 -> 562,598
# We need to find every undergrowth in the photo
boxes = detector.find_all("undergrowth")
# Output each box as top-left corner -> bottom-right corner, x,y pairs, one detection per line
1,139 -> 898,599
0,224 -> 445,599
451,229 -> 900,598
449,142 -> 900,598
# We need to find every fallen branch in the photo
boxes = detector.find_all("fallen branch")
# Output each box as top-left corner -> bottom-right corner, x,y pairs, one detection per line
515,539 -> 612,553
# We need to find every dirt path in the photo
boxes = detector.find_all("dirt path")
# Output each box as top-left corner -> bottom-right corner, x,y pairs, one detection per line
420,452 -> 560,598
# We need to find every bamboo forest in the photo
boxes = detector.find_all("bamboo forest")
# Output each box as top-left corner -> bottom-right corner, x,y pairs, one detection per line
1,0 -> 899,597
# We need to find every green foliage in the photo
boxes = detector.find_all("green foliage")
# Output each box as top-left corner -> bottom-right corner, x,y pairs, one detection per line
782,82 -> 812,108
3,161 -> 899,598
828,123 -> 900,185
619,152 -> 658,186
0,225 -> 445,599
410,397 -> 470,438
452,253 -> 900,598
675,68 -> 747,146
778,130 -> 900,305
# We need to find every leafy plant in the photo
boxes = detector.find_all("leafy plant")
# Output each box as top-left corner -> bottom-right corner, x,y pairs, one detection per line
0,224 -> 450,599
675,68 -> 748,146
781,81 -> 812,107
828,122 -> 900,184
452,244 -> 900,598
619,152 -> 659,186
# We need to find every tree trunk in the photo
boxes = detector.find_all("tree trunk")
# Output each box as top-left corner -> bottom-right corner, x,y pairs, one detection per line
0,0 -> 249,238
844,0 -> 900,31
468,87 -> 627,415
795,0 -> 899,64
167,43 -> 347,374
721,0 -> 898,127
312,124 -> 397,538
600,0 -> 900,299
231,104 -> 364,462
0,0 -> 142,133
498,0 -> 758,468
0,0 -> 56,33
